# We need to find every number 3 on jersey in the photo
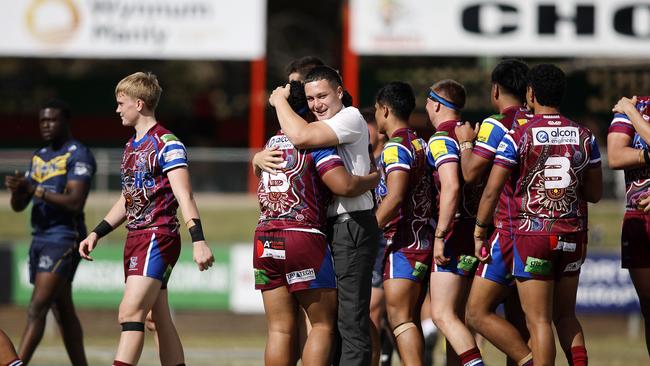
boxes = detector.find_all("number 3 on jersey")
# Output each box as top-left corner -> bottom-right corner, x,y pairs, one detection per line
544,156 -> 571,190
262,172 -> 290,193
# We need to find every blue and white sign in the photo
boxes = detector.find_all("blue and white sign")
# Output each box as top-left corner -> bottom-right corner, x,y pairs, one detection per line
576,252 -> 639,313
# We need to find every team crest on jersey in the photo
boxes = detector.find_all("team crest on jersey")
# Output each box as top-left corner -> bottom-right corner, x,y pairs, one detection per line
38,255 -> 53,269
30,153 -> 70,183
129,256 -> 138,270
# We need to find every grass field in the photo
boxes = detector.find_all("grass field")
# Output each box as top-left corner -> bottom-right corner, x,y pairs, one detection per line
1,192 -> 647,365
1,305 -> 646,365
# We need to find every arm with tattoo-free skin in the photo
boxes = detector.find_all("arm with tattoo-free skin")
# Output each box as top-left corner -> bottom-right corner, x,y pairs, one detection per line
434,162 -> 460,266
608,97 -> 647,170
455,122 -> 488,184
614,97 -> 650,146
473,165 -> 511,262
269,85 -> 338,149
375,170 -> 409,229
252,146 -> 284,176
321,166 -> 379,198
167,167 -> 214,271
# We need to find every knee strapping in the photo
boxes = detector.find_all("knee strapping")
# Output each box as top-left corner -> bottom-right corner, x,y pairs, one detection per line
392,321 -> 416,338
121,322 -> 145,332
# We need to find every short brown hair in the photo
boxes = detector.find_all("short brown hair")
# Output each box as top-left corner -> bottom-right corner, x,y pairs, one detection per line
115,72 -> 163,111
431,79 -> 466,109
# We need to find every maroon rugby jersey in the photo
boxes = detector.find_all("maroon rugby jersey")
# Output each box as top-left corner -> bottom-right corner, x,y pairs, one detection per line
494,114 -> 601,234
427,120 -> 484,219
121,123 -> 188,234
376,128 -> 434,249
256,132 -> 344,232
472,107 -> 533,233
608,96 -> 650,214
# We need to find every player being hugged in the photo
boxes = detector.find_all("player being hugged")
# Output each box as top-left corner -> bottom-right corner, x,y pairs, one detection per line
78,72 -> 214,366
256,81 -> 379,366
474,64 -> 602,366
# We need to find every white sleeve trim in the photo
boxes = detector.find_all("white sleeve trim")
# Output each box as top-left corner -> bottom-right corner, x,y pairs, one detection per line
162,162 -> 188,173
315,154 -> 342,168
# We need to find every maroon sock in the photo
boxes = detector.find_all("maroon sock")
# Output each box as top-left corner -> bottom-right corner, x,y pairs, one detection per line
522,359 -> 534,366
112,361 -> 132,366
458,347 -> 484,366
571,345 -> 588,366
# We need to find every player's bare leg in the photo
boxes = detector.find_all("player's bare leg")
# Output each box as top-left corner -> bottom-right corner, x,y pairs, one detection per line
466,277 -> 531,363
151,289 -> 184,365
384,278 -> 424,366
516,278 -> 555,366
503,288 -> 530,365
0,330 -> 22,365
296,288 -> 337,366
144,310 -> 159,352
369,287 -> 386,366
630,268 -> 650,355
114,276 -> 163,365
430,272 -> 475,366
50,282 -> 88,365
18,272 -> 67,364
262,286 -> 298,366
296,308 -> 312,360
553,275 -> 586,365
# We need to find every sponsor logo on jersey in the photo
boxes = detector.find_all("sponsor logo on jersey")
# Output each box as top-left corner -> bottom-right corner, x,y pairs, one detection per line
554,240 -> 577,252
477,123 -> 494,143
497,141 -> 509,152
532,127 -> 579,146
383,146 -> 399,164
286,268 -> 316,284
38,255 -> 53,269
412,261 -> 429,279
564,260 -> 582,272
129,256 -> 138,271
256,237 -> 286,260
430,139 -> 449,159
268,135 -> 294,150
525,256 -> 552,276
254,268 -> 270,285
163,149 -> 186,163
457,255 -> 479,272
411,138 -> 423,152
73,162 -> 92,176
160,134 -> 179,143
